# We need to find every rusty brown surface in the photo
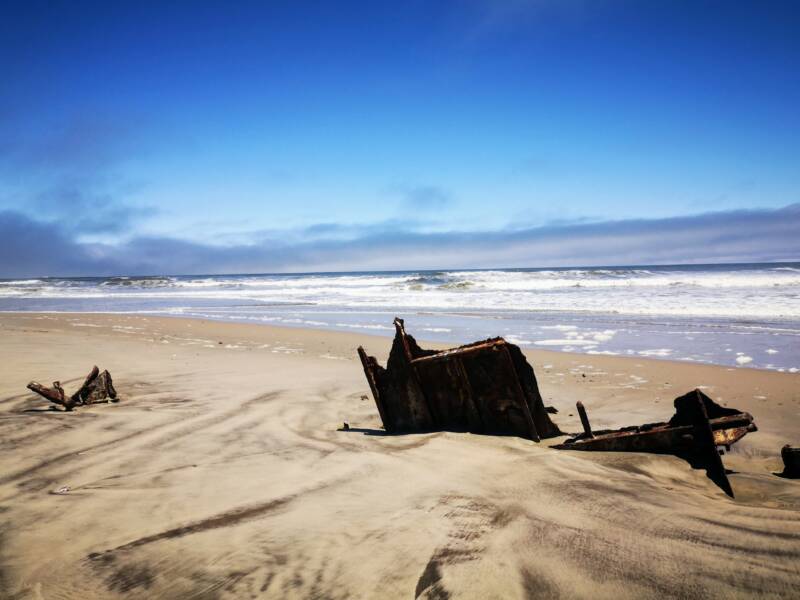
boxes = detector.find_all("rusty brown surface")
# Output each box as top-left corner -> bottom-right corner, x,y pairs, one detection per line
553,389 -> 757,497
357,318 -> 561,441
27,366 -> 118,411
781,445 -> 800,478
576,401 -> 593,438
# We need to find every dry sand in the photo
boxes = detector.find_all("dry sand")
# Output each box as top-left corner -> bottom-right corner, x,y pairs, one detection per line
0,313 -> 798,599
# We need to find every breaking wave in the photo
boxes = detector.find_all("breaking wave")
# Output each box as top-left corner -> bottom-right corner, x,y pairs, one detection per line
100,276 -> 176,287
1,263 -> 799,319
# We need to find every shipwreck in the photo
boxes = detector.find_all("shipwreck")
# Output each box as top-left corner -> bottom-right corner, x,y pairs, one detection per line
553,389 -> 757,497
357,318 -> 561,441
356,319 -> 762,498
27,366 -> 118,411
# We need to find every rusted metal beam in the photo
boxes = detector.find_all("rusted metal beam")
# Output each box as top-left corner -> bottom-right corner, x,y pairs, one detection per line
576,401 -> 593,438
394,317 -> 416,362
689,390 -> 734,497
358,346 -> 391,431
409,340 -> 506,364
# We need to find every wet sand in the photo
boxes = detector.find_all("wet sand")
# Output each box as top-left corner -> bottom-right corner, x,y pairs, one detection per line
1,313 -> 799,599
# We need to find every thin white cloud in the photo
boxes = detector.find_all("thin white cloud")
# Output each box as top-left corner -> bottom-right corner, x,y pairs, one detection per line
1,204 -> 798,277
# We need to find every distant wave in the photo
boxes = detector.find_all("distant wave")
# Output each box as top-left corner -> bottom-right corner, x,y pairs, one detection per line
100,276 -> 176,287
439,268 -> 800,290
0,279 -> 44,285
1,264 -> 799,319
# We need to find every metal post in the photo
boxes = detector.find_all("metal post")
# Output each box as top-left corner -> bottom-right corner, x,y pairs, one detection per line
576,401 -> 593,438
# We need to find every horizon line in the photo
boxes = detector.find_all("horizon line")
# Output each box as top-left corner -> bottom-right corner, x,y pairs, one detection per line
5,258 -> 800,281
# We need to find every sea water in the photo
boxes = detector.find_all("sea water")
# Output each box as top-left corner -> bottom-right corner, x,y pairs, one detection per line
1,263 -> 798,370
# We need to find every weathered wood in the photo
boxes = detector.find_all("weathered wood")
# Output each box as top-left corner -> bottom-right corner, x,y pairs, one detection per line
357,318 -> 560,441
27,366 -> 118,411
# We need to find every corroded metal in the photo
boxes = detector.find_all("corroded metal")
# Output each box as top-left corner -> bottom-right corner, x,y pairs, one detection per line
781,445 -> 800,478
357,318 -> 561,441
27,366 -> 118,411
553,389 -> 757,497
576,401 -> 593,438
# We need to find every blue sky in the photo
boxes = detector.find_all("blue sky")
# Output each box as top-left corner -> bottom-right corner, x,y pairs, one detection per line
1,0 -> 799,275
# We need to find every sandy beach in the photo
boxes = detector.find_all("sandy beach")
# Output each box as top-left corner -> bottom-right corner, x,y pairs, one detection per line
1,312 -> 799,599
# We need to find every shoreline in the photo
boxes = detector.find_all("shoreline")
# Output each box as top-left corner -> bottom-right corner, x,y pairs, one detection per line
2,262 -> 798,374
0,309 -> 794,374
2,312 -> 799,598
3,311 -> 798,454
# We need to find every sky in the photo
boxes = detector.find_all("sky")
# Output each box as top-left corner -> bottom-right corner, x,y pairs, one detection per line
1,0 -> 799,276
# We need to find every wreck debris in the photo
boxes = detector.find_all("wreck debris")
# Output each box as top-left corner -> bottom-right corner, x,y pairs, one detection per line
27,366 -> 118,411
553,389 -> 757,497
780,445 -> 800,478
576,401 -> 593,438
357,318 -> 560,441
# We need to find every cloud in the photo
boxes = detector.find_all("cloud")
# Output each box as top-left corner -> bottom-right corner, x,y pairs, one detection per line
0,211 -> 120,278
387,184 -> 453,211
33,179 -> 156,235
209,218 -> 437,246
0,114 -> 147,176
1,204 -> 798,277
0,113 -> 155,238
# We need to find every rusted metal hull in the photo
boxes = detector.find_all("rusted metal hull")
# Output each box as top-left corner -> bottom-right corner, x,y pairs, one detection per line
553,389 -> 757,497
358,318 -> 561,441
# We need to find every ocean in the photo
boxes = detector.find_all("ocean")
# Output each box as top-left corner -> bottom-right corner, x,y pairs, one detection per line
2,262 -> 798,371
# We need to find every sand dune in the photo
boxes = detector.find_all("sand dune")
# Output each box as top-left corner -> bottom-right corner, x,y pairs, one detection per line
1,314 -> 799,598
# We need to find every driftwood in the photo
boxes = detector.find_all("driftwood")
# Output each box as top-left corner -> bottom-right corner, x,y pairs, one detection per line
27,366 -> 118,411
780,445 -> 800,478
358,318 -> 561,441
553,389 -> 757,497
